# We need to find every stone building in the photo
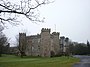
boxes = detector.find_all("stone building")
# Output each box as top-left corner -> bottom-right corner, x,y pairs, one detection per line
19,28 -> 60,57
60,36 -> 70,55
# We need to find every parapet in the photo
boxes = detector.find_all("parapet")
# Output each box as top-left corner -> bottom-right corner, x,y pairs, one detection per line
52,32 -> 60,35
28,34 -> 41,39
41,28 -> 51,33
19,33 -> 26,36
60,36 -> 65,39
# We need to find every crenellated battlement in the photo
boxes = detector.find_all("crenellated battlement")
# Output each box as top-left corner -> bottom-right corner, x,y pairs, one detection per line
19,28 -> 60,57
19,33 -> 26,36
52,32 -> 60,35
41,28 -> 51,33
19,33 -> 26,40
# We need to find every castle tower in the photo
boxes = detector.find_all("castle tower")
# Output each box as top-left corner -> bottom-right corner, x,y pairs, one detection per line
40,28 -> 51,57
52,32 -> 60,55
19,33 -> 26,55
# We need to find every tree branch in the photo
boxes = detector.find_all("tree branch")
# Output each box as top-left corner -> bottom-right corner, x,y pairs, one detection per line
0,4 -> 12,11
0,10 -> 24,14
0,0 -> 52,26
26,1 -> 45,14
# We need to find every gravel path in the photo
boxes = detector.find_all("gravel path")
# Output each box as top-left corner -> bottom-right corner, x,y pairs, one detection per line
73,55 -> 90,67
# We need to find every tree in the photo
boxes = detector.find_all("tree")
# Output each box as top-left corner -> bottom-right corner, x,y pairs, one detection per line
0,0 -> 52,26
87,40 -> 90,46
15,33 -> 26,57
0,25 -> 7,56
73,43 -> 87,55
15,34 -> 21,56
68,43 -> 74,55
15,35 -> 19,46
87,40 -> 90,54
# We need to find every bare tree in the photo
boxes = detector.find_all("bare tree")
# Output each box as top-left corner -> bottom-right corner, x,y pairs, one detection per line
0,25 -> 7,56
0,0 -> 53,26
15,29 -> 29,57
15,33 -> 27,57
15,35 -> 21,56
15,35 -> 19,46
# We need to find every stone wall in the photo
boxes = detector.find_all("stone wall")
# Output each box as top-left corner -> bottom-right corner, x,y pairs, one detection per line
52,32 -> 60,55
19,28 -> 61,57
40,28 -> 51,57
19,33 -> 26,55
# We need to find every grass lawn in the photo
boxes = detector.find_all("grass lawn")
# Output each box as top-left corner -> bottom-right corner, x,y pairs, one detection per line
0,55 -> 79,67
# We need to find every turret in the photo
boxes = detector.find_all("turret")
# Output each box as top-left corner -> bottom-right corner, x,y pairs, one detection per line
19,33 -> 26,55
19,33 -> 26,38
40,28 -> 51,57
52,32 -> 60,55
41,28 -> 51,33
52,32 -> 59,35
19,33 -> 26,45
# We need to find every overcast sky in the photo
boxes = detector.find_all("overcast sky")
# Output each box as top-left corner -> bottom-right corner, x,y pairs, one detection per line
3,0 -> 90,45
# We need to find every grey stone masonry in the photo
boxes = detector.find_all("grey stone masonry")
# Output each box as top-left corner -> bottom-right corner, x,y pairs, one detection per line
19,28 -> 60,57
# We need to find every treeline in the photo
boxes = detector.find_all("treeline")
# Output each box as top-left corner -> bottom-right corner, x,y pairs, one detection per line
69,41 -> 90,55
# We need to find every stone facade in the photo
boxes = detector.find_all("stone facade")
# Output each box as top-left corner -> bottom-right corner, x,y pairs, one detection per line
60,36 -> 70,54
19,28 -> 60,57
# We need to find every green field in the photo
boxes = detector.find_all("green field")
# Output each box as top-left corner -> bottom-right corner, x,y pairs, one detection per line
0,55 -> 79,67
